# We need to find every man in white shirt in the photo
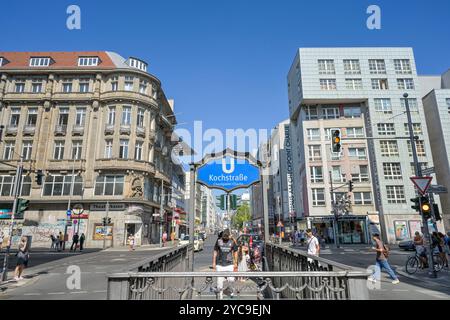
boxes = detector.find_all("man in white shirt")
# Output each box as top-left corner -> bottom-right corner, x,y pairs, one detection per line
306,229 -> 320,257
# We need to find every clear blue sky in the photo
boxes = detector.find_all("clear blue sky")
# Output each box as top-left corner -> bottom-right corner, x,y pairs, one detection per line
1,0 -> 450,136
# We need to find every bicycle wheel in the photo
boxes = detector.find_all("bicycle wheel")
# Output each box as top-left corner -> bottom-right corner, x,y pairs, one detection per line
433,254 -> 444,272
405,256 -> 419,274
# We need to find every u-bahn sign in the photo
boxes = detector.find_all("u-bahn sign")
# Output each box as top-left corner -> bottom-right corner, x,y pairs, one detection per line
196,149 -> 261,192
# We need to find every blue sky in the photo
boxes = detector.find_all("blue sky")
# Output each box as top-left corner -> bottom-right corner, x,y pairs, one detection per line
1,0 -> 450,137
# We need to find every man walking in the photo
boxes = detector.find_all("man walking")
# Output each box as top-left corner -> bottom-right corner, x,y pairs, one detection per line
58,232 -> 64,251
369,233 -> 399,284
79,233 -> 85,251
212,229 -> 238,299
305,229 -> 320,266
70,232 -> 79,251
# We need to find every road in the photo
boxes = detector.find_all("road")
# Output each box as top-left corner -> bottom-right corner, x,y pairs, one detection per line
194,235 -> 217,271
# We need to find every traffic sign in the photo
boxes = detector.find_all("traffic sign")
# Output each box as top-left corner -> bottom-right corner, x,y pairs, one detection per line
429,185 -> 448,194
421,167 -> 435,176
66,209 -> 72,216
410,176 -> 433,195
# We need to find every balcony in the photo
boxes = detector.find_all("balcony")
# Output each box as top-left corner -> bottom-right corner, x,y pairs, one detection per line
351,174 -> 370,183
136,126 -> 145,138
23,125 -> 36,136
72,125 -> 85,136
120,125 -> 131,135
105,124 -> 114,135
5,125 -> 18,136
54,125 -> 67,136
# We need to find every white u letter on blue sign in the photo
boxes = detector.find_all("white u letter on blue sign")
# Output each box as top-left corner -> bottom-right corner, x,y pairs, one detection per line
222,158 -> 235,174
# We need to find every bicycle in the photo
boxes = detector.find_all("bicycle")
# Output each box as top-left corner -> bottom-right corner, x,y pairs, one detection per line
405,251 -> 444,275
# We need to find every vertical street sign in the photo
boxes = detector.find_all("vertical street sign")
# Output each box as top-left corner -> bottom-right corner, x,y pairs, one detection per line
410,176 -> 433,195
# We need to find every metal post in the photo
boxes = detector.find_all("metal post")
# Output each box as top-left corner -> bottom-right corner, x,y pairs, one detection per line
63,160 -> 76,251
188,164 -> 196,271
1,156 -> 23,282
404,93 -> 436,278
329,171 -> 340,248
261,163 -> 270,244
160,178 -> 164,248
103,201 -> 109,250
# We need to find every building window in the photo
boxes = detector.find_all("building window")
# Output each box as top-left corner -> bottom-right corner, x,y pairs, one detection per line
311,188 -> 326,206
139,79 -> 148,94
348,147 -> 366,160
374,98 -> 392,113
371,79 -> 389,90
345,79 -> 363,90
0,175 -> 31,197
354,192 -> 372,205
104,140 -> 113,158
383,163 -> 402,180
346,127 -> 364,138
135,141 -> 143,161
410,162 -> 428,176
307,128 -> 321,141
351,165 -> 369,182
94,175 -> 124,196
15,81 -> 25,93
119,139 -> 129,159
403,123 -> 422,136
322,106 -> 339,119
124,76 -> 134,91
305,106 -> 318,120
10,108 -> 21,127
400,98 -> 418,111
320,79 -> 337,90
58,108 -> 69,126
31,79 -> 43,93
137,108 -> 145,128
310,166 -> 323,183
308,145 -> 322,161
377,123 -> 396,136
108,106 -> 116,125
127,58 -> 148,72
397,78 -> 415,90
27,108 -> 38,126
394,59 -> 412,74
22,141 -> 33,160
53,141 -> 65,160
111,76 -> 118,91
151,83 -> 158,99
121,106 -> 131,125
343,106 -> 361,118
332,166 -> 345,183
79,79 -> 90,93
369,59 -> 386,74
386,186 -> 406,203
72,141 -> 83,160
3,142 -> 15,160
324,128 -> 332,140
407,140 -> 426,157
78,57 -> 99,66
75,107 -> 86,126
343,59 -> 361,74
380,141 -> 399,157
29,57 -> 51,67
446,99 -> 450,113
43,175 -> 83,196
318,60 -> 335,75
62,79 -> 73,93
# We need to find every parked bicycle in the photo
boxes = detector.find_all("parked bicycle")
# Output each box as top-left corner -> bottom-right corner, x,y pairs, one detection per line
405,251 -> 444,274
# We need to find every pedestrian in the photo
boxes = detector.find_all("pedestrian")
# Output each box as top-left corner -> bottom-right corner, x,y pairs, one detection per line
79,233 -> 85,251
369,233 -> 399,284
58,232 -> 64,251
162,231 -> 168,247
0,231 -> 4,251
70,232 -> 79,251
54,233 -> 60,251
445,232 -> 450,261
300,230 -> 306,246
128,234 -> 135,251
437,232 -> 448,267
14,236 -> 30,281
305,229 -> 320,265
237,243 -> 250,281
50,234 -> 56,250
171,231 -> 176,245
413,231 -> 427,269
212,229 -> 238,299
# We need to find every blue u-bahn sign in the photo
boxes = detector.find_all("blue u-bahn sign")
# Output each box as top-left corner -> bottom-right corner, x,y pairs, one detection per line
196,150 -> 261,192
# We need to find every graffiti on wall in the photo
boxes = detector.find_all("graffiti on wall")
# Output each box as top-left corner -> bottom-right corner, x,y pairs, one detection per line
21,221 -> 66,244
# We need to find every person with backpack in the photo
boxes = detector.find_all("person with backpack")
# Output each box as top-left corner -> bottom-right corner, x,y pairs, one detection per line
369,233 -> 399,284
212,229 -> 238,299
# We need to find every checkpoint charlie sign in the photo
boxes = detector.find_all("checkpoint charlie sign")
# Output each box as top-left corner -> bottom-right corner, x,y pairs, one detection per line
196,149 -> 261,192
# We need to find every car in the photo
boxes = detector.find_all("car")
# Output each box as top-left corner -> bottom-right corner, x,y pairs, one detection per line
399,239 -> 415,251
178,235 -> 204,252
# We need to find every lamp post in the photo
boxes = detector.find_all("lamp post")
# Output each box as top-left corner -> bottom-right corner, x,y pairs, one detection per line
63,159 -> 76,251
159,178 -> 164,248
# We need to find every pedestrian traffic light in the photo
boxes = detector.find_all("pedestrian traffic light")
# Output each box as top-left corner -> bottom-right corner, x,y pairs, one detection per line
331,129 -> 341,153
35,170 -> 44,185
410,196 -> 420,212
348,181 -> 354,192
420,196 -> 431,219
102,217 -> 107,226
16,198 -> 29,216
107,217 -> 111,224
433,203 -> 441,221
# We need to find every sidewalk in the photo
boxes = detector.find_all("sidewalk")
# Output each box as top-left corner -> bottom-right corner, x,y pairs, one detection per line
104,242 -> 179,251
396,267 -> 450,289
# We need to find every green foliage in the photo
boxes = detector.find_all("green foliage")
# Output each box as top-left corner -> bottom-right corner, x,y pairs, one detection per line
231,203 -> 251,230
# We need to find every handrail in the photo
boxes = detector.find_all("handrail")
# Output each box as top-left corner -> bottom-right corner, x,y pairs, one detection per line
126,244 -> 190,272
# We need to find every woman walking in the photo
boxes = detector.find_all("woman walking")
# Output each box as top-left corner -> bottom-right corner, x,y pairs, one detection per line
14,236 -> 30,281
237,243 -> 250,281
128,234 -> 135,251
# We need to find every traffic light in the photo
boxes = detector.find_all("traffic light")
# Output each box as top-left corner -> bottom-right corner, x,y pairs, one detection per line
35,170 -> 44,185
410,196 -> 420,212
230,194 -> 237,210
16,198 -> 29,216
107,217 -> 111,224
420,196 -> 431,219
348,181 -> 354,192
433,203 -> 442,221
102,217 -> 107,226
331,129 -> 341,153
217,195 -> 225,210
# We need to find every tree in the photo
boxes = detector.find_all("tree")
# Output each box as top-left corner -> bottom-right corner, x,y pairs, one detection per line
231,203 -> 251,230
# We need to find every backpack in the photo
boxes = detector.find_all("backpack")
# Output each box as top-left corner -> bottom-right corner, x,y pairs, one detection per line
383,244 -> 390,258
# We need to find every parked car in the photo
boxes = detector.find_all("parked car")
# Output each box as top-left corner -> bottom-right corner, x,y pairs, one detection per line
399,239 -> 415,251
178,235 -> 204,252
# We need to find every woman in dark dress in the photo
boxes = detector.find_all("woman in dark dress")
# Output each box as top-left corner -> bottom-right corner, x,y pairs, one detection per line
14,236 -> 29,281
